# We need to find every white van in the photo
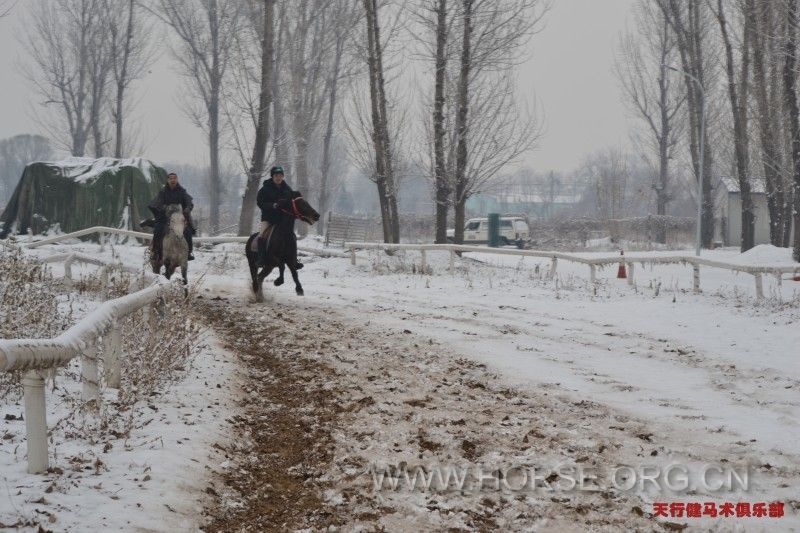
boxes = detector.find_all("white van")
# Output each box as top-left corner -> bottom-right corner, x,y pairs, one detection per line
447,216 -> 530,248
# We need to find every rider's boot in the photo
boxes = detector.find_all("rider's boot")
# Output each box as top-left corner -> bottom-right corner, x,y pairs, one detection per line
256,237 -> 267,267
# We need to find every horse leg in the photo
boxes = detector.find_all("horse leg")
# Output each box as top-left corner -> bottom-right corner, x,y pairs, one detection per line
181,263 -> 188,286
255,265 -> 274,303
288,264 -> 303,296
274,263 -> 285,286
246,235 -> 260,293
164,260 -> 173,280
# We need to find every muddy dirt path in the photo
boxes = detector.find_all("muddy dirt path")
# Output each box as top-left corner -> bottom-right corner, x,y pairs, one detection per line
196,294 -> 708,532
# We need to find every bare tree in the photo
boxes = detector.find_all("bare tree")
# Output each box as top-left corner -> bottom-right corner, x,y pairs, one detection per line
749,0 -> 789,245
20,0 -> 109,157
152,0 -> 242,232
0,134 -> 53,202
101,0 -> 156,158
615,0 -> 684,243
237,0 -> 275,236
410,0 -> 455,242
583,148 -> 630,220
658,0 -> 716,248
784,0 -> 800,261
714,0 -> 754,251
450,0 -> 547,244
361,0 -> 400,243
0,0 -> 18,17
317,0 -> 361,235
281,0 -> 345,236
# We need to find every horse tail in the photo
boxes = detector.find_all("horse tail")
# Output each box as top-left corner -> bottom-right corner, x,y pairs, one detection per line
245,233 -> 259,293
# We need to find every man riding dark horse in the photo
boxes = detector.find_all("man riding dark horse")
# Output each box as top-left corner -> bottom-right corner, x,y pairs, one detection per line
148,172 -> 195,262
256,165 -> 302,269
246,165 -> 320,298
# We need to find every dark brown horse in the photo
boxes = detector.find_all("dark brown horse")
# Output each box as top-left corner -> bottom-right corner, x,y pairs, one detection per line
245,193 -> 320,301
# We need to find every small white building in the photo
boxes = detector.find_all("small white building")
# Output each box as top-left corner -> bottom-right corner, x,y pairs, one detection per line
714,176 -> 794,247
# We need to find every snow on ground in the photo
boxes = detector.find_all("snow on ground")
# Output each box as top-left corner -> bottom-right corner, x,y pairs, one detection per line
0,245 -> 238,531
0,339 -> 237,531
6,237 -> 800,529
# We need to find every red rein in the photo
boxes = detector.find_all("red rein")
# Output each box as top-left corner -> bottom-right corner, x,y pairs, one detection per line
278,197 -> 306,221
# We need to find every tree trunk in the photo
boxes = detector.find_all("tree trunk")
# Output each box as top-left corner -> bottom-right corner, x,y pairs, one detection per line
751,0 -> 783,245
238,0 -> 274,236
717,0 -> 753,251
433,0 -> 450,243
453,0 -> 473,245
208,1 -> 222,233
272,16 -> 290,173
656,61 -> 670,244
113,0 -> 136,158
363,0 -> 398,243
663,0 -> 715,248
785,0 -> 800,261
318,43 -> 343,236
209,97 -> 221,233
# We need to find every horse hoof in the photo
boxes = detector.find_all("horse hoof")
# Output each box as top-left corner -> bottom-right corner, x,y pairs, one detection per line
274,278 -> 284,286
296,288 -> 304,296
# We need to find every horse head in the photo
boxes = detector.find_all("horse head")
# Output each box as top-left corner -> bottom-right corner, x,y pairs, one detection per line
165,204 -> 185,234
290,191 -> 320,225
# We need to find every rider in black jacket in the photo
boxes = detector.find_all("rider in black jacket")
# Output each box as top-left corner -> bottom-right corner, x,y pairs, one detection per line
149,172 -> 195,261
255,165 -> 302,268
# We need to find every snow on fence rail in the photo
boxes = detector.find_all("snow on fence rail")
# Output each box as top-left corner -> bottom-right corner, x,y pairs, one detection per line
23,225 -> 348,258
344,242 -> 800,301
0,251 -> 177,474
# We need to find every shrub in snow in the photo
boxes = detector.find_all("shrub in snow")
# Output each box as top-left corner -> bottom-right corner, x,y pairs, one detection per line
0,243 -> 73,399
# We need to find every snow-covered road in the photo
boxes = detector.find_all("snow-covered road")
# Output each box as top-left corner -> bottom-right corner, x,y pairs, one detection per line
202,242 -> 799,528
14,238 -> 800,529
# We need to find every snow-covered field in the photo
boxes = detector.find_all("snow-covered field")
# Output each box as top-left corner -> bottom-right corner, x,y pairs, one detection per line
3,235 -> 799,530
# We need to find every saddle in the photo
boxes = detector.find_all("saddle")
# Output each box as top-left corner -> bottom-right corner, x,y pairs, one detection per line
250,225 -> 275,253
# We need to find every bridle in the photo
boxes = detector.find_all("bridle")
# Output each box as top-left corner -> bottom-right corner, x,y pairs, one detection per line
278,196 -> 312,224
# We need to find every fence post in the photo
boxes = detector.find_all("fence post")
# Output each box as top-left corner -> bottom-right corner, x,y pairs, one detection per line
100,266 -> 110,295
449,249 -> 455,273
22,370 -> 49,474
64,256 -> 74,289
692,264 -> 701,293
589,264 -> 596,284
81,345 -> 100,403
99,231 -> 106,253
754,273 -> 764,302
548,257 -> 558,279
104,320 -> 122,389
350,246 -> 356,266
420,249 -> 427,273
627,262 -> 634,286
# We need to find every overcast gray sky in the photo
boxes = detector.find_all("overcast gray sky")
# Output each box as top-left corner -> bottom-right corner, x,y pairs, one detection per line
0,0 -> 634,174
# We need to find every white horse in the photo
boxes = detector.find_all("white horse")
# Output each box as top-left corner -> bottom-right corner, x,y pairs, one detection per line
152,203 -> 188,285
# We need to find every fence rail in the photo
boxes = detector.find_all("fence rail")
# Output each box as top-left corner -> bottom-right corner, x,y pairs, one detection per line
21,226 -> 349,258
344,242 -> 800,301
0,251 -> 176,474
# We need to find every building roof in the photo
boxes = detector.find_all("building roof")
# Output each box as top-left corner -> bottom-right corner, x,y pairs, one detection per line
717,175 -> 767,194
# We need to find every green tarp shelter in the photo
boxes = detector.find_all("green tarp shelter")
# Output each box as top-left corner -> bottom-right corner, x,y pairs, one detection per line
0,157 -> 166,238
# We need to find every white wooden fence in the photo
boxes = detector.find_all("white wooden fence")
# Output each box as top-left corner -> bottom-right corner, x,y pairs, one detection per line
0,251 -> 176,474
24,225 -> 348,258
345,242 -> 800,301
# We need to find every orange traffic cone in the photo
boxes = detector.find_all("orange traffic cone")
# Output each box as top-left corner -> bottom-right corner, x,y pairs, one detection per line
617,250 -> 627,279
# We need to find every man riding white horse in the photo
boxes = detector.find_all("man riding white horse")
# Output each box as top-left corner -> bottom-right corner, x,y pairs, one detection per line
148,172 -> 195,262
255,165 -> 303,269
